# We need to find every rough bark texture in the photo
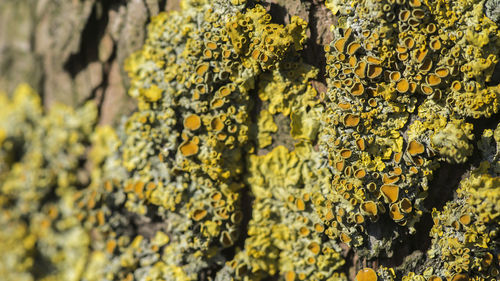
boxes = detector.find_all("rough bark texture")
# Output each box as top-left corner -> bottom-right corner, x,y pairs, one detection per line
0,1 -> 498,280
0,0 -> 334,126
0,0 -> 180,125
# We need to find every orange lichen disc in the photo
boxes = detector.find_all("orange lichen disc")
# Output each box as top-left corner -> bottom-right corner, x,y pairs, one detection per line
344,114 -> 360,127
184,114 -> 202,130
396,79 -> 410,93
351,83 -> 365,96
415,48 -> 428,62
382,174 -> 400,185
356,138 -> 366,150
299,226 -> 310,236
354,61 -> 367,78
340,149 -> 353,158
285,271 -> 296,281
361,201 -> 378,216
426,74 -> 441,86
314,223 -> 324,232
399,10 -> 411,21
211,117 -> 225,131
430,39 -> 441,50
219,86 -> 232,97
180,140 -> 199,156
367,65 -> 383,79
335,160 -> 345,171
307,242 -> 320,255
459,214 -> 471,225
206,41 -> 217,50
390,71 -> 401,82
392,167 -> 402,175
435,67 -> 450,78
404,37 -> 415,49
334,38 -> 347,53
196,63 -> 209,76
340,232 -> 352,243
296,198 -> 306,211
347,42 -> 361,55
409,0 -> 422,7
451,274 -> 468,281
389,204 -> 404,220
355,213 -> 365,224
381,184 -> 399,203
338,102 -> 351,110
356,268 -> 378,281
106,239 -> 117,254
355,168 -> 366,179
192,209 -> 207,221
366,56 -> 382,64
400,198 -> 413,213
408,140 -> 425,156
349,56 -> 358,67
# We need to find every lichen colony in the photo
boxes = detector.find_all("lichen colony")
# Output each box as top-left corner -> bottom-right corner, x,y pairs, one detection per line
0,0 -> 499,280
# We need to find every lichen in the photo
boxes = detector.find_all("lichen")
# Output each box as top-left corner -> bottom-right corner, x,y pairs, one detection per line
356,161 -> 499,281
0,84 -> 97,281
218,144 -> 345,281
421,163 -> 499,280
77,0 -> 329,279
257,109 -> 277,148
477,123 -> 500,174
318,0 -> 500,257
1,0 -> 499,280
485,0 -> 500,24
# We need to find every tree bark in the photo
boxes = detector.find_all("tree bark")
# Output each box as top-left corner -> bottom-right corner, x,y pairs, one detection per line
0,0 -> 338,125
1,1 -> 498,280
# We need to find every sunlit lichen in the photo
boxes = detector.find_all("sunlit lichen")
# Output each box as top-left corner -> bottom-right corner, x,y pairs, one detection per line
78,0 -> 327,279
397,161 -> 500,281
219,144 -> 345,281
318,0 -> 500,257
1,0 -> 499,280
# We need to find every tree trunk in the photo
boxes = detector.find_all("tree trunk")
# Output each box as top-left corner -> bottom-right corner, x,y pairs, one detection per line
1,1 -> 499,280
0,0 -> 334,126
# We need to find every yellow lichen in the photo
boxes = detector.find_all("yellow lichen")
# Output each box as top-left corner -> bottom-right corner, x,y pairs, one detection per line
319,0 -> 500,256
2,0 -> 499,280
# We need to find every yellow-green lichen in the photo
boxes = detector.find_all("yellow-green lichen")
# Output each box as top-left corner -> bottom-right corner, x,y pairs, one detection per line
221,144 -> 345,281
0,84 -> 97,281
399,162 -> 499,281
257,109 -> 277,148
78,0 -> 321,280
317,0 -> 500,256
1,0 -> 500,280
